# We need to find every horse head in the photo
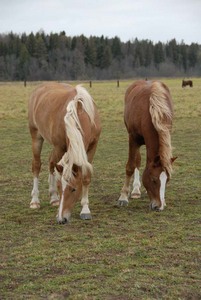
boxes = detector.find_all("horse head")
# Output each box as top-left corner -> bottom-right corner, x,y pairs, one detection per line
142,155 -> 168,211
55,164 -> 83,224
142,155 -> 177,211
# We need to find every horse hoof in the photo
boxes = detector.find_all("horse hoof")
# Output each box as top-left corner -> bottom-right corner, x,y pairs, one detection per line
51,200 -> 60,207
118,200 -> 129,206
131,193 -> 141,199
80,213 -> 92,220
30,202 -> 40,209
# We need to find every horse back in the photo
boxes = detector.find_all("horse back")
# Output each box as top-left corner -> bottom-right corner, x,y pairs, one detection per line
28,83 -> 101,150
28,83 -> 77,146
124,81 -> 152,134
124,80 -> 172,142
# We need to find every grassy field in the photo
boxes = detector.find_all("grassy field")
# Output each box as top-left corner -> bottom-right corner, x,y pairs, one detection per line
0,78 -> 201,300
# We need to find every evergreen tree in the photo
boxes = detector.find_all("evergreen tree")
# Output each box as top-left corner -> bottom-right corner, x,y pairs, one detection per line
154,42 -> 165,66
26,32 -> 36,57
85,38 -> 97,67
111,36 -> 122,60
0,31 -> 200,80
188,43 -> 198,68
179,42 -> 188,72
18,44 -> 30,80
166,39 -> 179,65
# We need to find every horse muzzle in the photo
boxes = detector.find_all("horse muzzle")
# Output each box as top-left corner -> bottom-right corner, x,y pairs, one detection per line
150,200 -> 165,211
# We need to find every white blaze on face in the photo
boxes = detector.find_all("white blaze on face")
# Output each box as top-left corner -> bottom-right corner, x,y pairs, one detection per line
58,177 -> 67,220
159,171 -> 168,210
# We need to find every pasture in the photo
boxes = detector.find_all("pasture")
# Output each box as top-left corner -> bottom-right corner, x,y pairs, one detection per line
0,79 -> 201,299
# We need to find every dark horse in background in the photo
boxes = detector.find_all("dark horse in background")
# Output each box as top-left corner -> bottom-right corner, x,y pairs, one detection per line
182,79 -> 193,87
118,80 -> 177,211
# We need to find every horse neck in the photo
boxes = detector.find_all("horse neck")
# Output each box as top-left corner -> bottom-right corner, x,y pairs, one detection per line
145,129 -> 172,176
146,144 -> 159,165
143,129 -> 159,164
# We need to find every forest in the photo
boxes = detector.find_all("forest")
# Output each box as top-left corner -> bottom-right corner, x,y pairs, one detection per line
0,30 -> 200,81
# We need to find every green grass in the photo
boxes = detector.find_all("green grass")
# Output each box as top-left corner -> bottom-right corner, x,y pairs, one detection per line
0,79 -> 201,300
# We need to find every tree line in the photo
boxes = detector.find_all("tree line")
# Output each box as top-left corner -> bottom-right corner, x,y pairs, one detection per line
0,30 -> 200,81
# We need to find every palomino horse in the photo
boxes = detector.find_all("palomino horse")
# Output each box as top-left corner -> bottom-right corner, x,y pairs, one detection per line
182,80 -> 193,87
118,80 -> 176,211
28,83 -> 101,223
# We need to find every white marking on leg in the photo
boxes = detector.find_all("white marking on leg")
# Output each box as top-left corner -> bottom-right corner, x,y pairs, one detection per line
159,171 -> 167,210
131,168 -> 141,198
80,185 -> 91,216
118,176 -> 130,205
57,177 -> 67,221
30,177 -> 40,208
48,173 -> 59,205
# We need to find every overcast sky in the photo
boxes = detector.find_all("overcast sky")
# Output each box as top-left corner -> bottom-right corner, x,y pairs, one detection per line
0,0 -> 200,44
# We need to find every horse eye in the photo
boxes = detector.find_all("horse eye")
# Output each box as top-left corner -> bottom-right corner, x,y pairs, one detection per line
71,188 -> 76,193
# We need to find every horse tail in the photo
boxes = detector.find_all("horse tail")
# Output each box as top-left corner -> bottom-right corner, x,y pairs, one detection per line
59,85 -> 95,181
149,81 -> 173,176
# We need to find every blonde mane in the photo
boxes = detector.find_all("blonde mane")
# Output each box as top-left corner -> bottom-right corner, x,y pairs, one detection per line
149,81 -> 173,177
58,85 -> 95,181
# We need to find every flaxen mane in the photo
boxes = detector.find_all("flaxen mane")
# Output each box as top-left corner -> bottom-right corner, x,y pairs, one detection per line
149,81 -> 173,177
58,85 -> 95,181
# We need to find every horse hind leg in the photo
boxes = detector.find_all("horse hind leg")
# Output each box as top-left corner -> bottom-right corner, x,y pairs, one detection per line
118,135 -> 139,206
30,130 -> 44,209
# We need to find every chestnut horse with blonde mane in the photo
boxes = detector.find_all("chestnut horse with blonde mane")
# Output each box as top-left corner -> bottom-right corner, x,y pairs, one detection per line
118,80 -> 176,211
28,83 -> 101,223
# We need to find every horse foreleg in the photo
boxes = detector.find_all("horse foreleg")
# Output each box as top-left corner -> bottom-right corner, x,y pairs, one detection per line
80,179 -> 92,220
48,148 -> 65,206
30,177 -> 40,208
48,173 -> 60,206
80,185 -> 91,220
131,150 -> 141,198
130,168 -> 141,198
79,141 -> 98,219
118,176 -> 131,206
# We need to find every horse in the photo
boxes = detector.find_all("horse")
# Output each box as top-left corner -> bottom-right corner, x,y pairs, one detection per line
182,79 -> 193,87
28,82 -> 101,224
118,80 -> 176,211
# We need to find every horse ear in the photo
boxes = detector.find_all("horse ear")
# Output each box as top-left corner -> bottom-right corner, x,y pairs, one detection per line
77,101 -> 83,112
171,156 -> 177,164
55,164 -> 63,174
153,155 -> 161,167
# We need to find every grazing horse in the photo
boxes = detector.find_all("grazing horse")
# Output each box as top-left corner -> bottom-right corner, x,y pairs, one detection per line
118,80 -> 176,211
28,83 -> 101,223
182,80 -> 193,87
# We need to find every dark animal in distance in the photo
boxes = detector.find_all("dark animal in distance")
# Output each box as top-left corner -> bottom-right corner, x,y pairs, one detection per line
182,80 -> 193,87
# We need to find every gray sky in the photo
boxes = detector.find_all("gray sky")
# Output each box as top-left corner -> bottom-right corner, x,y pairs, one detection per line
0,0 -> 200,44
